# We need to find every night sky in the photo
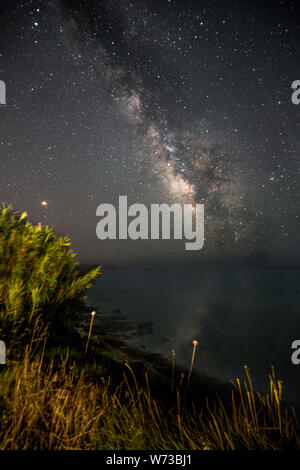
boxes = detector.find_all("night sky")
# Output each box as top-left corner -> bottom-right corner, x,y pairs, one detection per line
1,0 -> 300,267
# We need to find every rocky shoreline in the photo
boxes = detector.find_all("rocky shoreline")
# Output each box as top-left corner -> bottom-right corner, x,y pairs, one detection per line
70,302 -> 300,417
72,303 -> 236,405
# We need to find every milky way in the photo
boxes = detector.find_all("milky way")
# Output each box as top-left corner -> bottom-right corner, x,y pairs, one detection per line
0,0 -> 300,266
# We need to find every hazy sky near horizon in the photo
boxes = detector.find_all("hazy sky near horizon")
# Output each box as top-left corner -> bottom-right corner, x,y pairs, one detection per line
1,0 -> 300,267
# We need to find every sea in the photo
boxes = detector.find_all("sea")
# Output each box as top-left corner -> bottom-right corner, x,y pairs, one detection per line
88,268 -> 300,404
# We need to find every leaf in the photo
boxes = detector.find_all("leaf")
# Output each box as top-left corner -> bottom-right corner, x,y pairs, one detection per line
19,211 -> 28,222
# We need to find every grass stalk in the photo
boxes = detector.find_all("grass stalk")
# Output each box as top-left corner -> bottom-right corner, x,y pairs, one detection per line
85,310 -> 96,354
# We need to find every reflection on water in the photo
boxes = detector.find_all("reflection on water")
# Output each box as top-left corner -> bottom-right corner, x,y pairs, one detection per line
88,268 -> 300,404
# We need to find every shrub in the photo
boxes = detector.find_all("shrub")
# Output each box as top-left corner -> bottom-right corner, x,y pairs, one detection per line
0,204 -> 101,344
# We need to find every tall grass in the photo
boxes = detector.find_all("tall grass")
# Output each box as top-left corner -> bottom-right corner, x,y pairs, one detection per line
0,352 -> 103,450
85,310 -> 96,354
0,351 -> 298,450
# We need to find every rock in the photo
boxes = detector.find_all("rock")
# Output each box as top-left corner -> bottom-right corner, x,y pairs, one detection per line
131,321 -> 154,336
162,335 -> 173,342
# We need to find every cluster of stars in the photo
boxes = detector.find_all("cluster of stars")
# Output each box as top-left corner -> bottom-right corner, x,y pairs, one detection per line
0,0 -> 299,265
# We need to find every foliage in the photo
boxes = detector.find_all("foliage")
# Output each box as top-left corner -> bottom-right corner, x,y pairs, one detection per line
0,204 -> 101,343
0,351 -> 298,450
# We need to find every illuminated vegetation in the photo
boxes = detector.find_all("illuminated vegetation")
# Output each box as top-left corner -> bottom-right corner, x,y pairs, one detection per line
0,348 -> 299,450
0,205 -> 100,346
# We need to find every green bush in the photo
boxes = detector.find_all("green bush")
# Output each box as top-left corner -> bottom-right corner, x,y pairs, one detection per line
0,204 -> 101,343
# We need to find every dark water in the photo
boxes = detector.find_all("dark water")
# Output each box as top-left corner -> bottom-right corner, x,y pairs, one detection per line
88,268 -> 300,404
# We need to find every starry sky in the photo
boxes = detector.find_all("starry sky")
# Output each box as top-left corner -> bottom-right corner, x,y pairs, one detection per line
0,0 -> 300,267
